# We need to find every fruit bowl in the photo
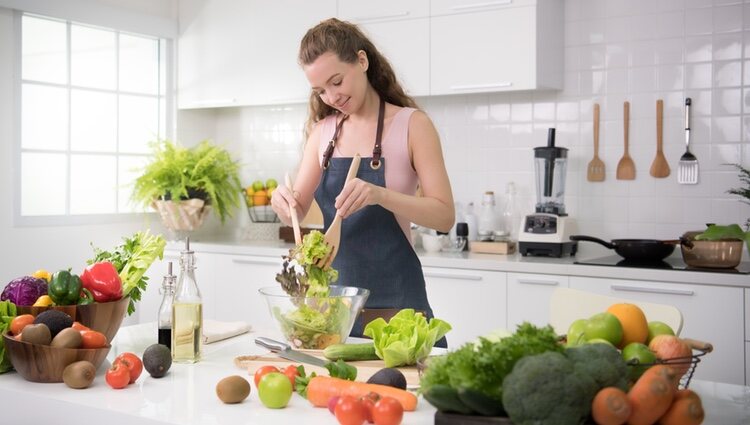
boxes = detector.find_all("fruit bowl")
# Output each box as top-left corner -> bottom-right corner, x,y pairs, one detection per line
259,285 -> 370,349
15,296 -> 129,343
2,331 -> 111,383
248,205 -> 279,223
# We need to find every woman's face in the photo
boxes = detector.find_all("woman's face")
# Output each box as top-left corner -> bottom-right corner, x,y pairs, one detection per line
304,51 -> 368,115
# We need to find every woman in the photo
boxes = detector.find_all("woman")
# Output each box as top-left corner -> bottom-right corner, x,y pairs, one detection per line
271,18 -> 454,345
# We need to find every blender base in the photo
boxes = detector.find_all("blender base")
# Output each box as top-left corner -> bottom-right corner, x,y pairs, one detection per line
519,241 -> 577,257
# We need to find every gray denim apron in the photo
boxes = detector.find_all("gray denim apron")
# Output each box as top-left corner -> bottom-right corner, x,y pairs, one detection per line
315,99 -> 446,347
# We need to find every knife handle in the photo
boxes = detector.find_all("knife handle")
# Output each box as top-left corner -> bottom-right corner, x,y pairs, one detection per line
255,337 -> 290,352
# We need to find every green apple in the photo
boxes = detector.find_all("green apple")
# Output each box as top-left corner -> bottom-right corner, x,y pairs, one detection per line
265,178 -> 278,190
622,342 -> 657,381
252,180 -> 265,191
647,321 -> 675,344
584,312 -> 623,347
586,338 -> 615,346
566,319 -> 588,347
258,372 -> 293,408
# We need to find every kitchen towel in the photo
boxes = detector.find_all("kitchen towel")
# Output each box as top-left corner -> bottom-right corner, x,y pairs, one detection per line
202,320 -> 252,344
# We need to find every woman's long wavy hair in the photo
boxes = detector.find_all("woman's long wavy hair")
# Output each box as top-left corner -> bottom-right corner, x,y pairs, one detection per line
298,18 -> 418,138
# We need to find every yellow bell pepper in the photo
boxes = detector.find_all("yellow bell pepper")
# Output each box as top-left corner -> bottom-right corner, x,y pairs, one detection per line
33,295 -> 55,307
32,269 -> 52,282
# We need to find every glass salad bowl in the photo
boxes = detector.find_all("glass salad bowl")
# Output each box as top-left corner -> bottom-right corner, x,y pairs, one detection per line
258,285 -> 370,349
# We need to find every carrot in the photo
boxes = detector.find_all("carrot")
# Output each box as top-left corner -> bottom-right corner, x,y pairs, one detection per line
306,376 -> 418,411
592,387 -> 631,425
627,365 -> 677,425
657,389 -> 704,425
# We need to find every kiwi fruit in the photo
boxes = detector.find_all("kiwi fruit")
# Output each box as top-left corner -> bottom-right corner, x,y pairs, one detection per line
143,343 -> 172,378
216,375 -> 251,404
63,360 -> 96,389
33,310 -> 73,338
51,327 -> 83,348
21,323 -> 52,345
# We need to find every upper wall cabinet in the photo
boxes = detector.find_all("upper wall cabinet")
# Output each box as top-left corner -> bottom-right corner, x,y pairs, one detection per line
339,0 -> 430,97
177,0 -> 336,109
430,0 -> 563,95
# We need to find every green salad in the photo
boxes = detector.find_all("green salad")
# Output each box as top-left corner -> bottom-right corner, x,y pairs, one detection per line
274,231 -> 347,348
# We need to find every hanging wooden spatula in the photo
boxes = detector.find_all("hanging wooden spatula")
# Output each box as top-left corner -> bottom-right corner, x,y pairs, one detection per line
587,103 -> 605,182
616,101 -> 636,180
650,99 -> 670,178
315,154 -> 361,269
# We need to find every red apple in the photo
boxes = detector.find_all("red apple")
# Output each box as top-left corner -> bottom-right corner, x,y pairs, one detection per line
648,335 -> 693,376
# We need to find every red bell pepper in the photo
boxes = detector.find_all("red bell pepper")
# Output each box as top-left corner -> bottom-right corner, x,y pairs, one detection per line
81,261 -> 123,302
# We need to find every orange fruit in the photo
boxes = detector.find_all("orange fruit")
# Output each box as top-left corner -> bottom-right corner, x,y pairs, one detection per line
253,190 -> 269,206
606,303 -> 649,348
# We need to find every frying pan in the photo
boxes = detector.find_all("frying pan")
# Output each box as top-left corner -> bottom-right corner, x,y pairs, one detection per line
570,235 -> 677,261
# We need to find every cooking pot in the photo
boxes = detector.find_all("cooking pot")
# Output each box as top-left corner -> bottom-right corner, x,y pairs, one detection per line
680,231 -> 744,269
570,235 -> 678,262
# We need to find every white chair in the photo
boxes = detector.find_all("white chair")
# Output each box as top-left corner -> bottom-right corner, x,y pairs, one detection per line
549,287 -> 683,337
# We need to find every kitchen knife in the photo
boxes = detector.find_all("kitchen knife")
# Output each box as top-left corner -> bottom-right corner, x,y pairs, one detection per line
255,337 -> 328,367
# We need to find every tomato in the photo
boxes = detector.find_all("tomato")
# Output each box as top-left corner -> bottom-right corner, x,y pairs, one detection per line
328,396 -> 340,414
335,395 -> 367,425
10,314 -> 34,336
114,352 -> 143,384
359,392 -> 380,424
282,364 -> 300,388
372,396 -> 403,425
80,330 -> 107,349
105,363 -> 130,389
257,372 -> 293,409
71,321 -> 91,332
253,365 -> 280,388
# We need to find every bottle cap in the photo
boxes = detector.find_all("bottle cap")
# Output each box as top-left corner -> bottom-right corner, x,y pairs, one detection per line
456,222 -> 468,237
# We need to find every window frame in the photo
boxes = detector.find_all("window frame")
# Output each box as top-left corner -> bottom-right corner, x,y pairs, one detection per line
13,10 -> 173,227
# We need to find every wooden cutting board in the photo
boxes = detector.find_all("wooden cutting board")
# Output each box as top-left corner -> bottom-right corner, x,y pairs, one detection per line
234,350 -> 422,388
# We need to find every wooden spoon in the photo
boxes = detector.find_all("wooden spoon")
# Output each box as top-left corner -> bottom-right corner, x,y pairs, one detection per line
587,103 -> 605,182
650,99 -> 670,178
616,101 -> 635,180
285,173 -> 302,245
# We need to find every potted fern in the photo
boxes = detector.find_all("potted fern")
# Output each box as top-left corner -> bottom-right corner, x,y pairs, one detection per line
132,140 -> 242,231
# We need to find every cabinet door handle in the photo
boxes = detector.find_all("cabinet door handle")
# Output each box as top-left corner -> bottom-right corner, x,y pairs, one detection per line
517,279 -> 560,286
610,284 -> 695,296
354,11 -> 410,22
424,272 -> 483,281
232,257 -> 282,266
450,82 -> 513,91
450,0 -> 513,12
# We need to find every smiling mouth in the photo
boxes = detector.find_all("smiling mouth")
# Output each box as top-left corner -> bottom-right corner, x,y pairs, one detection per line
336,98 -> 349,109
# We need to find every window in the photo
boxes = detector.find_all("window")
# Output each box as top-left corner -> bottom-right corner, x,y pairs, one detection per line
17,13 -> 171,223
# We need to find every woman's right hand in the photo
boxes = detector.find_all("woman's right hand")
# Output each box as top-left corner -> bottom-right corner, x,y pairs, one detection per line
270,184 -> 297,226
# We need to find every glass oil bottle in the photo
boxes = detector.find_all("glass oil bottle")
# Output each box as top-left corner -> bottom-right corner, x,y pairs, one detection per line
172,237 -> 203,363
157,261 -> 176,349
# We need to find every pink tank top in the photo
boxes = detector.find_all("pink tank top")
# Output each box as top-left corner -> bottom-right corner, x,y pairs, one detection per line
318,107 -> 418,241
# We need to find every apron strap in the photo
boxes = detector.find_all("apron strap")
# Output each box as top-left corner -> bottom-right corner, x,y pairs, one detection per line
370,98 -> 385,170
322,114 -> 349,169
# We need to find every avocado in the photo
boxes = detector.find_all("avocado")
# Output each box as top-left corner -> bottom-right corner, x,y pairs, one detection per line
216,375 -> 251,404
33,309 -> 73,338
366,367 -> 407,390
143,343 -> 172,378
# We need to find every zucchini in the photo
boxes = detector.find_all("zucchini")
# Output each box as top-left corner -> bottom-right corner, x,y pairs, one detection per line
323,342 -> 379,361
457,386 -> 505,417
423,384 -> 475,415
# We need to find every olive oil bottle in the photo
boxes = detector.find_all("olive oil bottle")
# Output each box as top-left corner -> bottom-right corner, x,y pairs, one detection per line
172,238 -> 203,363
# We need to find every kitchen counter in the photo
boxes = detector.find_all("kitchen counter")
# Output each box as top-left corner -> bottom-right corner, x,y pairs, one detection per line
170,237 -> 750,288
1,323 -> 749,424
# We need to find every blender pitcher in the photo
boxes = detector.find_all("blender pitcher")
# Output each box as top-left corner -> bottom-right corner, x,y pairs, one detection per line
534,128 -> 568,215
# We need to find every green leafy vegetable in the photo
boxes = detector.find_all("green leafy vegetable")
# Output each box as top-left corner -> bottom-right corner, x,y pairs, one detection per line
363,309 -> 451,368
695,223 -> 750,253
325,359 -> 357,381
90,230 -> 166,315
0,300 -> 18,373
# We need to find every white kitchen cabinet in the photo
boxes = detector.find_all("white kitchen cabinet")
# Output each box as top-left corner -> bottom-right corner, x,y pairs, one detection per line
507,272 -> 568,330
570,276 -> 745,386
177,0 -> 336,108
745,289 -> 749,341
338,0 -> 429,96
430,0 -> 563,95
423,267 -> 506,348
212,253 -> 284,331
746,341 -> 750,386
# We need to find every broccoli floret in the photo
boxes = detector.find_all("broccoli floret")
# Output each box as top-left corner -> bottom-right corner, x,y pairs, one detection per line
502,351 -> 598,425
565,343 -> 629,392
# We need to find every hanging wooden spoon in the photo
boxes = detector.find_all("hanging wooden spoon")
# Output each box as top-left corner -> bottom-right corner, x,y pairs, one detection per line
616,101 -> 635,180
587,103 -> 605,182
649,99 -> 670,178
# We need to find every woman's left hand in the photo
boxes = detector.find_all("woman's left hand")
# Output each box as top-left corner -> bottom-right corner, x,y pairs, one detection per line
334,178 -> 384,218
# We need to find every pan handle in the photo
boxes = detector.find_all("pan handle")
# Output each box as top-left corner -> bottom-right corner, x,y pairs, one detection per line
569,235 -> 616,249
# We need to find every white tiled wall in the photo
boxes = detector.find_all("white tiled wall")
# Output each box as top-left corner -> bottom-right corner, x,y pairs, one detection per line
177,0 -> 749,257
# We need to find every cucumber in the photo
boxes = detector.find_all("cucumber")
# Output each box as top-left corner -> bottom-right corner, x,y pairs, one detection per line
422,384 -> 475,415
457,386 -> 505,417
323,342 -> 379,361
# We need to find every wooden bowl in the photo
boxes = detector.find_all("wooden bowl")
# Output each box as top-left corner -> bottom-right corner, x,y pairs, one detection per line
15,296 -> 129,342
3,331 -> 110,383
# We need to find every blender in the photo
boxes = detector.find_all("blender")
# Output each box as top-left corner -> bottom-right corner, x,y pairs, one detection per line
518,128 -> 578,257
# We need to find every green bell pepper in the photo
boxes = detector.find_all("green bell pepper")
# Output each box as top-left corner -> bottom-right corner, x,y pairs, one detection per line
77,288 -> 94,305
48,270 -> 82,305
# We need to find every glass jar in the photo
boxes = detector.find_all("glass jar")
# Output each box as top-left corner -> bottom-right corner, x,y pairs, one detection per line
157,262 -> 176,349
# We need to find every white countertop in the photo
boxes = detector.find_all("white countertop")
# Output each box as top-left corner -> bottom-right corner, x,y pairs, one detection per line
1,323 -> 749,424
169,238 -> 750,288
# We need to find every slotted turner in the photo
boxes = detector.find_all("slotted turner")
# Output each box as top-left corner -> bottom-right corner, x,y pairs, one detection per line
587,103 -> 605,182
678,98 -> 699,184
315,154 -> 361,269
